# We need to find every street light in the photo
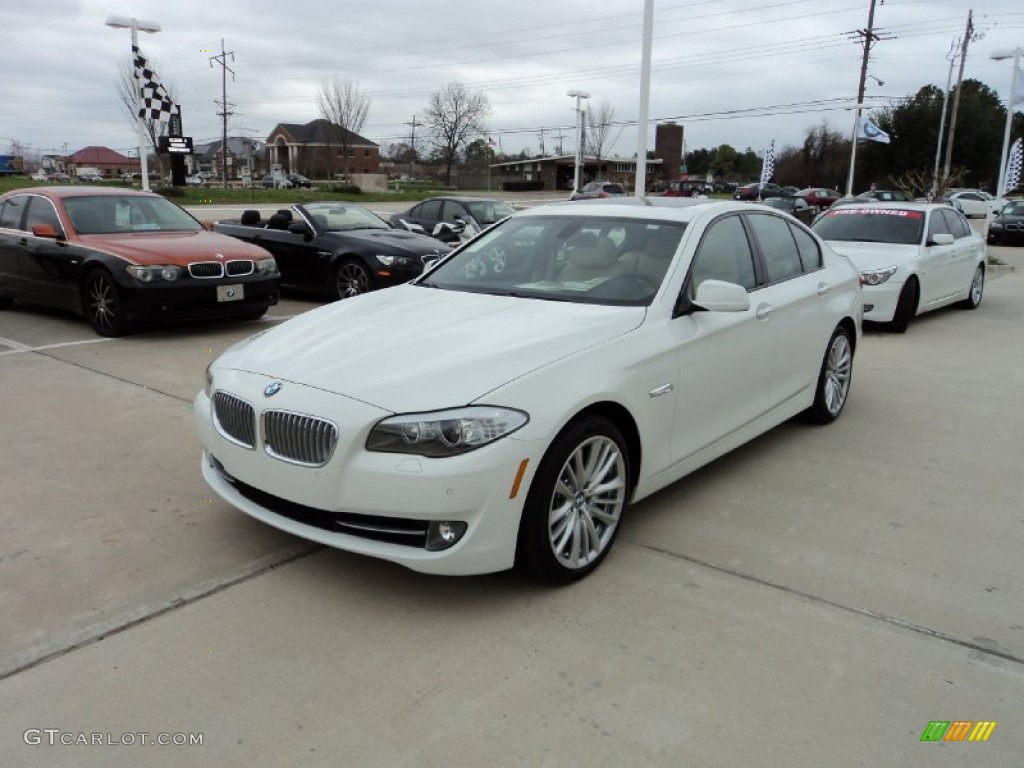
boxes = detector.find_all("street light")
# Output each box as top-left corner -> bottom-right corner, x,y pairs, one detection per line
991,47 -> 1024,197
106,14 -> 161,191
567,89 -> 590,193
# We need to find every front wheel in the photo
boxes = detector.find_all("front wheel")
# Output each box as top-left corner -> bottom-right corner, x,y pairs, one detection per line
333,258 -> 373,300
888,278 -> 918,333
958,264 -> 984,309
803,325 -> 854,424
83,270 -> 129,337
516,415 -> 631,585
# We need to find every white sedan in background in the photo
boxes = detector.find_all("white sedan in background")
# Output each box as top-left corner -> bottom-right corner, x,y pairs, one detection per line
812,202 -> 985,332
946,189 -> 1005,218
195,201 -> 862,584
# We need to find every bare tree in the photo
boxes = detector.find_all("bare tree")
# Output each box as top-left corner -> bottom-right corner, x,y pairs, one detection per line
116,58 -> 171,179
317,77 -> 371,179
585,99 -> 615,169
422,82 -> 491,185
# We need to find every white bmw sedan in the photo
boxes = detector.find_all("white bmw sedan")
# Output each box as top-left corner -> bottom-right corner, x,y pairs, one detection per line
194,201 -> 862,584
811,202 -> 986,333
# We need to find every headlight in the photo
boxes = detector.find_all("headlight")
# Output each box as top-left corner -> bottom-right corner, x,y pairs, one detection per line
859,266 -> 898,286
126,265 -> 182,282
203,363 -> 214,397
375,254 -> 415,268
366,406 -> 529,457
255,257 -> 279,275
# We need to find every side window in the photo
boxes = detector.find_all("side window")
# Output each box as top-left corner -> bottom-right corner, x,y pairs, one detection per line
747,213 -> 803,283
0,195 -> 29,230
940,208 -> 970,238
788,222 -> 823,271
419,200 -> 443,221
441,202 -> 466,224
927,210 -> 950,240
25,197 -> 64,235
688,215 -> 757,295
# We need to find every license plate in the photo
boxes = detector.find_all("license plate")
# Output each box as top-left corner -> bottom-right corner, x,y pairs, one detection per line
217,284 -> 244,302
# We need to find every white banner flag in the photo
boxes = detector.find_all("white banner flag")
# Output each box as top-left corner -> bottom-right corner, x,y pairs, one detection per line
857,116 -> 890,144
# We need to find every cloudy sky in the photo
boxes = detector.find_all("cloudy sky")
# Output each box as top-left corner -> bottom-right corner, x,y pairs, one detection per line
2,0 -> 1022,160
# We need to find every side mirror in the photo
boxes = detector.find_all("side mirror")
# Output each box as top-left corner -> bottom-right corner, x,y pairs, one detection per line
694,280 -> 751,312
288,221 -> 312,238
32,223 -> 62,239
930,233 -> 955,246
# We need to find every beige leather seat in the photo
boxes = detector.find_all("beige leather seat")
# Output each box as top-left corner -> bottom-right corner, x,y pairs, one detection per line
560,233 -> 625,283
632,228 -> 679,285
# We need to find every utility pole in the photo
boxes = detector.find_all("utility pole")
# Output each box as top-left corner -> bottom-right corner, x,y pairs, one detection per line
210,39 -> 235,189
942,10 -> 974,179
552,132 -> 566,156
405,115 -> 419,178
930,39 -> 959,199
845,0 -> 880,196
538,127 -> 547,156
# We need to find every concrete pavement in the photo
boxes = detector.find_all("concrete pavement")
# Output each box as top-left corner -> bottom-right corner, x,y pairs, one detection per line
1,242 -> 1022,766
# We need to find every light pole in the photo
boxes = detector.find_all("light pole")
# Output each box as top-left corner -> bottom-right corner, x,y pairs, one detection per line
106,14 -> 161,192
992,47 -> 1024,196
567,89 -> 590,193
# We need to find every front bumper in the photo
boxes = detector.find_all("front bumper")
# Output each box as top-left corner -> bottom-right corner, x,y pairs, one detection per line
860,281 -> 903,323
118,274 -> 279,321
193,382 -> 541,576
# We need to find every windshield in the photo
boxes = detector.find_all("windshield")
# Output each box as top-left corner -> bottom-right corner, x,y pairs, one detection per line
1001,201 -> 1024,216
464,201 -> 516,225
812,208 -> 924,245
64,195 -> 202,235
418,214 -> 687,306
302,202 -> 390,231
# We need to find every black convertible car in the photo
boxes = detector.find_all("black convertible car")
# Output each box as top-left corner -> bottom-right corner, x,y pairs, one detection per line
214,203 -> 451,299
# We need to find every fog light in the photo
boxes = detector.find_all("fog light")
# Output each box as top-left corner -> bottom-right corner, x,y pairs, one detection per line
425,520 -> 468,551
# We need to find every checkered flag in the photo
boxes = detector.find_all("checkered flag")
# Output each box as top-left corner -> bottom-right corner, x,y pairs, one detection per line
1003,138 -> 1022,196
760,140 -> 775,186
133,45 -> 178,123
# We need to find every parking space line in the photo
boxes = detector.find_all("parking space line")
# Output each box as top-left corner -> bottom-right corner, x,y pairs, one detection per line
0,336 -> 114,357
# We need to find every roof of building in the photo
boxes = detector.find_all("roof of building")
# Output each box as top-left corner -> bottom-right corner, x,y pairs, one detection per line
268,119 -> 377,148
68,146 -> 134,165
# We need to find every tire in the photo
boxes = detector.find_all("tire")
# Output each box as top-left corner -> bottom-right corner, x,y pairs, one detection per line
804,325 -> 854,424
958,264 -> 984,309
333,258 -> 373,300
516,415 -> 631,585
888,278 -> 918,333
82,269 -> 129,337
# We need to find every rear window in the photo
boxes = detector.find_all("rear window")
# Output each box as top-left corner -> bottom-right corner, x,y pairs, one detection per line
812,208 -> 924,245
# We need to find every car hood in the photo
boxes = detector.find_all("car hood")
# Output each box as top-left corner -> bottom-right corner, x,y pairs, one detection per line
821,240 -> 920,271
217,285 -> 646,412
324,228 -> 449,256
79,230 -> 270,266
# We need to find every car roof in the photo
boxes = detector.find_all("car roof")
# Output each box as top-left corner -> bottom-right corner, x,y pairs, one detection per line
522,199 -> 763,223
1,186 -> 161,200
819,201 -> 945,213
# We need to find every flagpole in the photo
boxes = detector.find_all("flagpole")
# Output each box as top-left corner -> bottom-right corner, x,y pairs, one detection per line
845,0 -> 877,197
106,15 -> 161,192
992,48 -> 1023,197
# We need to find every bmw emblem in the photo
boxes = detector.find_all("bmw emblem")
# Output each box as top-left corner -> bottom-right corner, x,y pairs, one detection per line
264,381 -> 282,397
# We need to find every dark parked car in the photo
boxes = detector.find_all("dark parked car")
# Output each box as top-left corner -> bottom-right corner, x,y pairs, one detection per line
756,195 -> 814,224
0,187 -> 280,335
286,174 -> 313,188
388,196 -> 516,239
214,202 -> 451,300
261,174 -> 292,189
987,199 -> 1024,245
733,183 -> 784,200
570,181 -> 627,200
661,180 -> 711,197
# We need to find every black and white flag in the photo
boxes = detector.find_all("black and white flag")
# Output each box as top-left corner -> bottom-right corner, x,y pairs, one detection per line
1004,138 -> 1022,196
133,44 -> 178,123
760,140 -> 775,186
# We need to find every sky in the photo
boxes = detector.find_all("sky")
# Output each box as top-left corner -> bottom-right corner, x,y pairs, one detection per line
1,0 -> 1022,162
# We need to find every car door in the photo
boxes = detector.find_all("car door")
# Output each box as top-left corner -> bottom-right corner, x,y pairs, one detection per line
0,195 -> 31,297
668,213 -> 775,464
918,209 -> 958,307
743,212 -> 834,405
17,195 -> 80,311
940,207 -> 982,297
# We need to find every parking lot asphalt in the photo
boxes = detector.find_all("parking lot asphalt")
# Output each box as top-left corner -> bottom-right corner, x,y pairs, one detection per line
1,226 -> 1022,765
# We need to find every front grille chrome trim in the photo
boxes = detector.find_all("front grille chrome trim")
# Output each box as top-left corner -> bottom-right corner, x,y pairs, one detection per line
211,391 -> 257,449
189,261 -> 225,278
262,410 -> 339,467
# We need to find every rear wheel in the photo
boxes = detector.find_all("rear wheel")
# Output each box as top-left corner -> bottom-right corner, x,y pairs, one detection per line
804,325 -> 854,424
958,264 -> 984,309
516,415 -> 630,585
889,278 -> 918,333
333,259 -> 373,300
83,269 -> 129,337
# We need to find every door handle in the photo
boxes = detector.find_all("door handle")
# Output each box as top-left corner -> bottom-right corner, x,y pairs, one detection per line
756,303 -> 773,320
817,282 -> 830,297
